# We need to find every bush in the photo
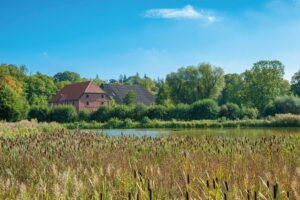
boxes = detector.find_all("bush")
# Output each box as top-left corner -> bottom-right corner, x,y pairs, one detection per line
109,105 -> 132,120
48,105 -> 78,123
241,107 -> 258,119
220,103 -> 240,120
104,118 -> 123,128
90,106 -> 111,122
28,106 -> 49,122
0,84 -> 28,122
190,99 -> 220,120
165,104 -> 190,120
78,110 -> 90,121
131,104 -> 147,121
264,96 -> 300,116
146,105 -> 167,119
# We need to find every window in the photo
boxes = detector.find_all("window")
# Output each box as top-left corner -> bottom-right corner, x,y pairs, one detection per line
101,94 -> 104,98
101,102 -> 104,105
86,101 -> 89,106
86,94 -> 89,98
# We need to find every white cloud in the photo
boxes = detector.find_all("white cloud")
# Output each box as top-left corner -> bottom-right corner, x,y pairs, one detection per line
144,5 -> 216,22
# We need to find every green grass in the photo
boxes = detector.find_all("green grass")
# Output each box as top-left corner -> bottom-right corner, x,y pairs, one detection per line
64,114 -> 300,130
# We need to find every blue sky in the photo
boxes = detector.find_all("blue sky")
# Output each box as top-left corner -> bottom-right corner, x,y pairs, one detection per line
1,0 -> 300,81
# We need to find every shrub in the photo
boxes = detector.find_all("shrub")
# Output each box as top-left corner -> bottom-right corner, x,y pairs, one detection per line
28,106 -> 49,122
264,96 -> 300,116
165,104 -> 190,120
146,105 -> 167,119
48,105 -> 77,123
90,106 -> 111,122
131,104 -> 147,121
220,103 -> 241,120
105,117 -> 123,128
0,84 -> 28,122
241,107 -> 259,119
109,105 -> 132,120
190,99 -> 220,120
78,110 -> 90,121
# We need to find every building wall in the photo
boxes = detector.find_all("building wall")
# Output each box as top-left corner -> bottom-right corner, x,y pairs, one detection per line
51,93 -> 110,112
78,93 -> 110,112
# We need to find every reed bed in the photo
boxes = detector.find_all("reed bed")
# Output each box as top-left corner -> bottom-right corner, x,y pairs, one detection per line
0,125 -> 299,199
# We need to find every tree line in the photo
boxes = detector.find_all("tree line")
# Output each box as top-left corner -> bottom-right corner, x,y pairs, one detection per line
1,60 -> 300,122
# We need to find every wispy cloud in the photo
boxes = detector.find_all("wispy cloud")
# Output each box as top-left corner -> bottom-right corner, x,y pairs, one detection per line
143,5 -> 216,22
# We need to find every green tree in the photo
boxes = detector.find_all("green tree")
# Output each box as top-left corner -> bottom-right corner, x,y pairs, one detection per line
123,90 -> 137,105
53,71 -> 81,82
0,84 -> 28,121
241,60 -> 289,113
28,105 -> 49,122
291,70 -> 300,96
26,73 -> 57,106
220,74 -> 243,105
190,99 -> 220,120
166,63 -> 225,104
48,105 -> 77,123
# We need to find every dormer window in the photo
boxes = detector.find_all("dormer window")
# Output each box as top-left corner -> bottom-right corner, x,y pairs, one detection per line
101,94 -> 104,98
86,94 -> 89,98
86,101 -> 89,106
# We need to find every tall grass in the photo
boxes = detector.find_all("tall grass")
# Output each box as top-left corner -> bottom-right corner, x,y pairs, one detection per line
0,124 -> 299,199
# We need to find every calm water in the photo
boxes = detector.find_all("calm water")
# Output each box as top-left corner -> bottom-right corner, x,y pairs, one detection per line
96,128 -> 300,137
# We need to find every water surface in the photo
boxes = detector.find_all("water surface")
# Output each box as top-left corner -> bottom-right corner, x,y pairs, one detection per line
97,128 -> 300,137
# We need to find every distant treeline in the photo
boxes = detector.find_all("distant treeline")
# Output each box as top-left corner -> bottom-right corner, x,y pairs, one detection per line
1,60 -> 300,122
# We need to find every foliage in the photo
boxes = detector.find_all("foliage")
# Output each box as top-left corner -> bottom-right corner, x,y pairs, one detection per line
240,60 -> 289,112
123,90 -> 137,105
220,103 -> 241,120
240,107 -> 259,119
146,105 -> 167,119
90,106 -> 111,122
165,63 -> 225,104
78,110 -> 90,121
53,71 -> 81,82
28,105 -> 49,122
48,105 -> 78,123
26,73 -> 57,106
220,73 -> 243,105
190,99 -> 220,120
0,84 -> 28,121
264,96 -> 300,116
165,104 -> 190,120
291,70 -> 300,96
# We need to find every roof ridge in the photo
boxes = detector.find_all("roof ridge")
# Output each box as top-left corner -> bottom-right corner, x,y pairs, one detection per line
84,80 -> 93,93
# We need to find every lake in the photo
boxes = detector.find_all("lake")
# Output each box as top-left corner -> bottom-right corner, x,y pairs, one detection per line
96,127 -> 300,137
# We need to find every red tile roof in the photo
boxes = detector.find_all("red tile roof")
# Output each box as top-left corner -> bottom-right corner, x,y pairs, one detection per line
50,81 -> 104,103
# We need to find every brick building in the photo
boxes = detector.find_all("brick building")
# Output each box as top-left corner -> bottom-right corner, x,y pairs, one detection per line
50,81 -> 110,112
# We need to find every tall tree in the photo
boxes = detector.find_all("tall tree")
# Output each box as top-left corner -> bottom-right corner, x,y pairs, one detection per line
123,90 -> 137,105
166,63 -> 225,104
26,73 -> 57,106
0,84 -> 28,121
53,71 -> 81,82
291,70 -> 300,96
240,60 -> 289,112
220,73 -> 243,105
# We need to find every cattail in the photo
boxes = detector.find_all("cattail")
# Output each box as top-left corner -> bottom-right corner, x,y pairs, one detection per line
99,193 -> 103,200
273,183 -> 278,199
148,179 -> 152,200
267,180 -> 270,188
206,180 -> 209,188
187,174 -> 190,184
137,189 -> 140,200
225,181 -> 229,191
185,191 -> 189,200
287,191 -> 290,198
213,179 -> 216,189
247,190 -> 250,200
128,192 -> 132,200
224,193 -> 227,200
254,191 -> 257,200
